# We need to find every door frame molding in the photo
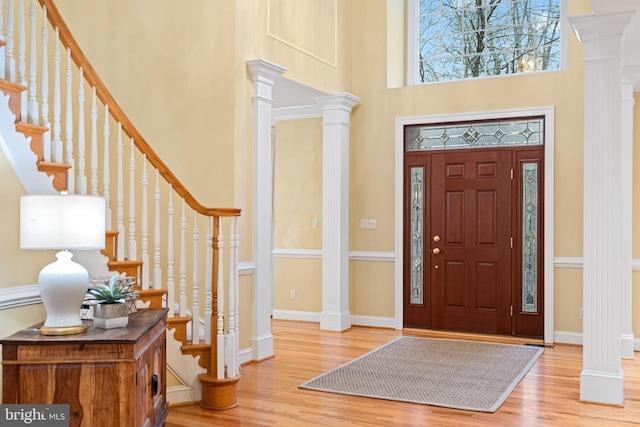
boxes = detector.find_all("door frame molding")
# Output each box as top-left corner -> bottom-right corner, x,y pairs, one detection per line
394,106 -> 555,345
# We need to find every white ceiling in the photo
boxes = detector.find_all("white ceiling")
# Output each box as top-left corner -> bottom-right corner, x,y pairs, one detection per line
272,76 -> 329,110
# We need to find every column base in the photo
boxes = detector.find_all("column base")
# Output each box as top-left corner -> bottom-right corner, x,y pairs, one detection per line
620,333 -> 635,359
580,369 -> 624,406
198,373 -> 241,410
320,310 -> 351,331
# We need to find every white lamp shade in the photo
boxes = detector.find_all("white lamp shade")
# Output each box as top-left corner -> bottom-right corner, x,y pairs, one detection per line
20,194 -> 106,250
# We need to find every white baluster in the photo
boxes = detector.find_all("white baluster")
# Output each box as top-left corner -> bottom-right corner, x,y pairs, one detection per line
216,217 -> 225,379
64,48 -> 74,194
102,106 -> 111,229
228,216 -> 239,377
128,138 -> 137,261
27,0 -> 37,124
17,0 -> 25,121
153,169 -> 162,291
141,156 -> 149,289
191,212 -> 200,344
0,0 -> 6,80
166,186 -> 175,316
40,6 -> 50,162
116,123 -> 124,260
204,217 -> 212,345
179,199 -> 187,317
16,0 -> 23,82
90,86 -> 98,195
76,68 -> 86,194
5,0 -> 14,82
52,27 -> 61,163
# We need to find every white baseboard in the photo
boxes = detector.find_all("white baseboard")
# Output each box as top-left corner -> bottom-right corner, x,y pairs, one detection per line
350,314 -> 396,328
272,309 -> 395,329
553,330 -> 584,346
167,385 -> 198,406
272,309 -> 321,322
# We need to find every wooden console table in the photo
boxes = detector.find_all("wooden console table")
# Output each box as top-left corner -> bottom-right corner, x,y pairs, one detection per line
1,307 -> 169,427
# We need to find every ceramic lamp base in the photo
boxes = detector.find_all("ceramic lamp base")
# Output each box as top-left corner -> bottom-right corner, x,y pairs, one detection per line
38,250 -> 89,336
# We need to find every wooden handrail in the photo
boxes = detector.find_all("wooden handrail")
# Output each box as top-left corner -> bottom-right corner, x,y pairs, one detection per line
38,0 -> 240,218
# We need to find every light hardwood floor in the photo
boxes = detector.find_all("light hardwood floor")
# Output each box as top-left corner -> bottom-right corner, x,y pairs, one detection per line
165,320 -> 640,427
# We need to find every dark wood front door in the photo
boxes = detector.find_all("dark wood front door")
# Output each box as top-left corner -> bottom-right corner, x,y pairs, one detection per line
403,147 -> 544,338
430,150 -> 512,335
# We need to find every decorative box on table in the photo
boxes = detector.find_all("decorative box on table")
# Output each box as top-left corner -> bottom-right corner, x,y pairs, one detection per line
80,275 -> 138,320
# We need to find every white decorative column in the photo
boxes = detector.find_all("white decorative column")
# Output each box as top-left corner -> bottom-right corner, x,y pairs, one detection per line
620,78 -> 635,359
247,58 -> 286,360
315,93 -> 360,331
570,11 -> 633,405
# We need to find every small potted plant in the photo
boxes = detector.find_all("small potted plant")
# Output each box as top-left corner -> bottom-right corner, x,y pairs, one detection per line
86,274 -> 135,329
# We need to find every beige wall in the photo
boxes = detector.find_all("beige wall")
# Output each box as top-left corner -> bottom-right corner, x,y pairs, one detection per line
267,0 -> 632,337
0,150 -> 59,289
54,0 -> 237,209
2,0 -> 639,352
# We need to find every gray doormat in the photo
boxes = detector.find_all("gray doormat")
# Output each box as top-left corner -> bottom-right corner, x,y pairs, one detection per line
299,336 -> 543,412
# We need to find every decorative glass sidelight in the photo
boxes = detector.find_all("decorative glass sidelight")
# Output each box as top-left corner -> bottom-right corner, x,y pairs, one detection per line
405,117 -> 544,151
522,163 -> 538,312
410,167 -> 424,305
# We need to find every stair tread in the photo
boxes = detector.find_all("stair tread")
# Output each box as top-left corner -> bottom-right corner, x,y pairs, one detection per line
167,316 -> 191,324
137,288 -> 167,296
37,161 -> 71,171
0,79 -> 26,93
181,343 -> 211,351
108,259 -> 143,267
15,122 -> 48,134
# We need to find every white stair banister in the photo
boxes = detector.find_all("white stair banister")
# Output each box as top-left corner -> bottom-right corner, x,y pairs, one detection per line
128,137 -> 136,261
116,122 -> 125,260
16,0 -> 24,121
0,0 -> 5,80
76,67 -> 86,194
64,47 -> 73,194
153,169 -> 162,290
141,154 -> 149,289
5,0 -> 13,82
51,26 -> 61,163
228,216 -> 240,377
26,0 -> 36,124
191,212 -> 200,344
166,185 -> 175,316
216,217 -> 225,379
0,0 -> 244,407
204,217 -> 212,345
90,86 -> 98,195
39,5 -> 49,162
179,199 -> 187,317
102,105 -> 110,228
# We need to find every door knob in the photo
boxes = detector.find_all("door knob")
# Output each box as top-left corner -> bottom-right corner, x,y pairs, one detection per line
433,235 -> 440,242
432,248 -> 440,255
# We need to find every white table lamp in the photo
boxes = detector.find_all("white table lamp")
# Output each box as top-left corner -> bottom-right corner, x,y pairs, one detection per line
20,194 -> 106,335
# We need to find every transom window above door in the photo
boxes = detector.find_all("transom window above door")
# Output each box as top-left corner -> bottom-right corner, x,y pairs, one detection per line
408,0 -> 563,84
405,117 -> 545,151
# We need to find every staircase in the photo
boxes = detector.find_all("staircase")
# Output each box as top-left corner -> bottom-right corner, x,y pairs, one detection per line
0,0 -> 242,410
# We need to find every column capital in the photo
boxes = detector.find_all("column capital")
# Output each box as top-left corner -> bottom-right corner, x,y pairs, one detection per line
314,92 -> 361,113
570,11 -> 634,44
246,58 -> 287,85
